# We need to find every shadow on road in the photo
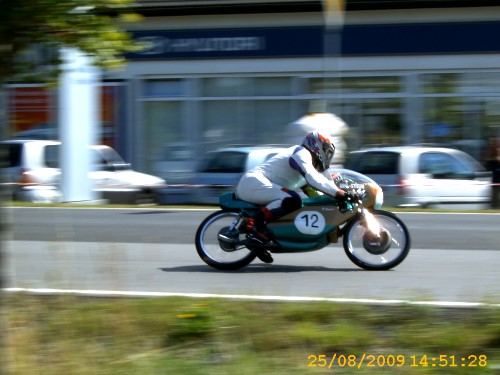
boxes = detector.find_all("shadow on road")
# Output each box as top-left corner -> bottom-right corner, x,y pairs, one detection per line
160,264 -> 365,273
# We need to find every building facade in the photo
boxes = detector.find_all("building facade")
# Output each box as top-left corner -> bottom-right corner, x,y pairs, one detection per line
5,0 -> 500,180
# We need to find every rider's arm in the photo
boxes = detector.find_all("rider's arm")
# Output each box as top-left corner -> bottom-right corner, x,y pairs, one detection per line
289,147 -> 346,198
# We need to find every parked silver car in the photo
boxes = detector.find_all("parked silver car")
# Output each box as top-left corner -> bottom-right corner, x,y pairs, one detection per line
191,145 -> 388,206
344,146 -> 492,208
192,146 -> 289,204
0,139 -> 166,204
152,142 -> 196,185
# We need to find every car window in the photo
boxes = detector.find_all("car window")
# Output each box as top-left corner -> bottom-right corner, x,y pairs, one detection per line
453,151 -> 486,172
199,151 -> 247,173
90,149 -> 110,170
44,145 -> 60,168
345,151 -> 400,174
0,143 -> 22,168
94,147 -> 127,166
44,145 -> 124,170
418,152 -> 472,178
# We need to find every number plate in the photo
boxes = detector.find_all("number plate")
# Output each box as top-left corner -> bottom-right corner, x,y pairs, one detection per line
294,211 -> 326,235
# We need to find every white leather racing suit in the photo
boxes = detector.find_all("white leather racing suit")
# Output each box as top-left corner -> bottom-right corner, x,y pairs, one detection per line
236,145 -> 344,211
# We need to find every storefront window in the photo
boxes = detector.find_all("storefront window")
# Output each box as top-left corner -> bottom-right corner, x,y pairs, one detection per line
309,76 -> 400,95
202,77 -> 291,97
421,72 -> 500,95
201,100 -> 251,149
420,72 -> 500,160
341,98 -> 403,150
254,77 -> 291,96
202,77 -> 253,96
143,79 -> 185,97
421,73 -> 460,94
134,71 -> 500,177
142,101 -> 182,175
198,77 -> 294,148
423,95 -> 500,161
454,72 -> 500,94
341,76 -> 401,94
308,77 -> 341,97
424,96 -> 463,142
202,100 -> 291,150
306,76 -> 405,152
200,99 -> 292,149
306,76 -> 404,151
140,79 -> 187,175
254,100 -> 291,143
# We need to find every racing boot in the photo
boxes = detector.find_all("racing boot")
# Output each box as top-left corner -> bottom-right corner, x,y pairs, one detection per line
247,240 -> 274,264
244,212 -> 276,264
245,217 -> 274,242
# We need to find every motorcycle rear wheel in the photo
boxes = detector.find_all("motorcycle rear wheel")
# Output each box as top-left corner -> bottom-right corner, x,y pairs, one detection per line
343,210 -> 411,270
195,210 -> 256,270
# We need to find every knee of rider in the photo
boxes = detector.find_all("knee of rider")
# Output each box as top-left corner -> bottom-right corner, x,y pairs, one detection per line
282,195 -> 302,212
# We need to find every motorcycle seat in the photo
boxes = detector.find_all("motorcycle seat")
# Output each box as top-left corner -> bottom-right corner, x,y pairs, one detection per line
219,192 -> 340,212
219,192 -> 261,211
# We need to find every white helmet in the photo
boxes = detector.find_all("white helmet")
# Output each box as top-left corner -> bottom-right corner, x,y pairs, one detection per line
302,131 -> 335,172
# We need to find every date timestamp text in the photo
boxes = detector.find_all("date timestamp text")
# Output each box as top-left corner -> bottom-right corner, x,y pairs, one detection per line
307,353 -> 487,369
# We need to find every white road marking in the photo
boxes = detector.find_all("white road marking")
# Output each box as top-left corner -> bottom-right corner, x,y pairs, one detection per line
4,287 -> 500,308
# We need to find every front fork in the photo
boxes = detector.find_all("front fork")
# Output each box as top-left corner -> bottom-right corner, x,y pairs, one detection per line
359,208 -> 382,237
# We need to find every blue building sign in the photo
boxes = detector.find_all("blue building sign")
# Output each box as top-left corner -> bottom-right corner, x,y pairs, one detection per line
128,27 -> 324,60
343,22 -> 500,55
127,22 -> 500,60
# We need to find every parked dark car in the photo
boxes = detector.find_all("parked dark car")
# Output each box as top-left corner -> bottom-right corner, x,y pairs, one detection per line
192,146 -> 288,204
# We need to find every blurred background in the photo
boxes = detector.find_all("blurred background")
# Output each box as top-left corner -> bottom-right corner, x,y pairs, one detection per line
2,0 -> 500,205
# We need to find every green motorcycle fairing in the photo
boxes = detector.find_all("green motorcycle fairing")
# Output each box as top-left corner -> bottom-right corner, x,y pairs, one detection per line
218,192 -> 350,253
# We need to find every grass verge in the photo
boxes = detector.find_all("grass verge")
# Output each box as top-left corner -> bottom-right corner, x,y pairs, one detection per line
3,294 -> 500,374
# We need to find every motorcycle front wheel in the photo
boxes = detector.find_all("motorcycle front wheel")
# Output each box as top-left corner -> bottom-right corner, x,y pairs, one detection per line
195,210 -> 256,270
342,210 -> 411,270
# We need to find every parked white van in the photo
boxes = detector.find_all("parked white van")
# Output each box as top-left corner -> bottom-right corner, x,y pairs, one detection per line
344,146 -> 492,209
1,140 -> 166,204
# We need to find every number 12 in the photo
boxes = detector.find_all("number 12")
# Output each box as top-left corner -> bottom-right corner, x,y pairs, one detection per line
300,213 -> 319,228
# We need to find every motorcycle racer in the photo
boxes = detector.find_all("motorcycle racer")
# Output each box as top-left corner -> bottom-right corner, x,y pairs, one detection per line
236,131 -> 355,263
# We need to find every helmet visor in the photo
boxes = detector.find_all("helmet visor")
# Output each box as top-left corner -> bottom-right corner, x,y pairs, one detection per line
324,144 -> 335,165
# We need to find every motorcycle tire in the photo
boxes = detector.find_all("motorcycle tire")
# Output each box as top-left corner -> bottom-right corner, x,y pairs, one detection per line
195,210 -> 256,270
342,210 -> 411,270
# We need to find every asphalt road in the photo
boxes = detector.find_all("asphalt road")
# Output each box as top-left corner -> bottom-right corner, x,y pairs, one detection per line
6,207 -> 500,249
3,207 -> 500,305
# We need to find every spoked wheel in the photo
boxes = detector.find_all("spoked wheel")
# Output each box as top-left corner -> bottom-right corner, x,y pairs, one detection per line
343,210 -> 411,270
195,210 -> 256,270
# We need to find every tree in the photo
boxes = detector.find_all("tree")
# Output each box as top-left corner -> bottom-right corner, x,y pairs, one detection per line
0,0 -> 142,84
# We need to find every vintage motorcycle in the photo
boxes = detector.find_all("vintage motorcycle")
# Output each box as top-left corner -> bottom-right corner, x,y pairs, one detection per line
195,169 -> 411,271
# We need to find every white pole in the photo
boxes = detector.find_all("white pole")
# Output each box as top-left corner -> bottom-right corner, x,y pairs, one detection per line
323,0 -> 345,28
321,0 -> 345,116
58,47 -> 100,202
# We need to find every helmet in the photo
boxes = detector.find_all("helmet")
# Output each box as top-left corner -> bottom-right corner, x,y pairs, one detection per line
302,131 -> 335,172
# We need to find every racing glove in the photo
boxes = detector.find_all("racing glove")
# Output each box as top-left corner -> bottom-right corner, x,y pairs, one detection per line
336,190 -> 358,213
